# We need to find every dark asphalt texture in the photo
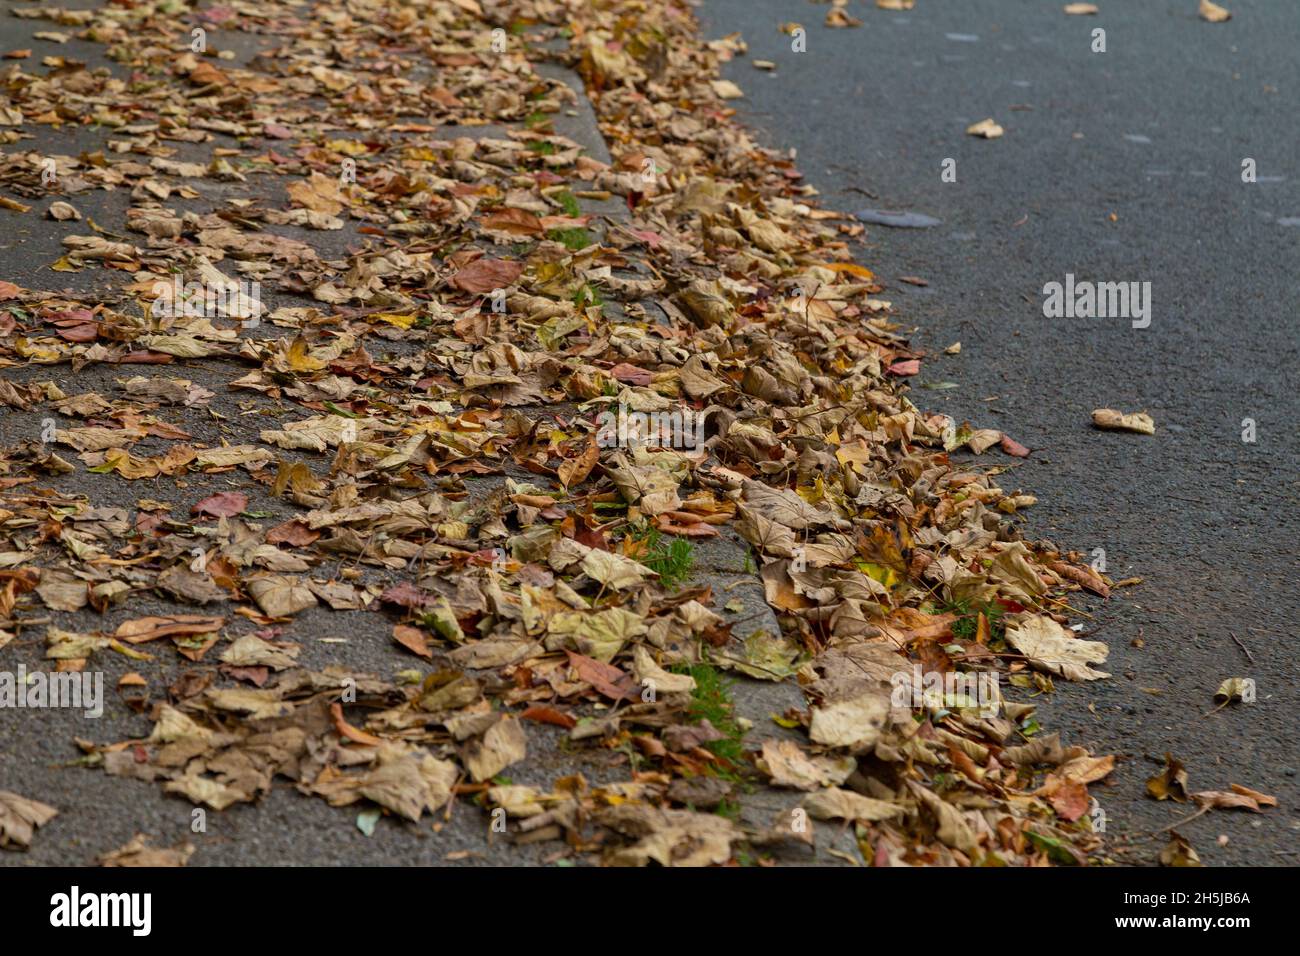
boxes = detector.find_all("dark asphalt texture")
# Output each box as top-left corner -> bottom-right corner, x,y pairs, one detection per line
699,0 -> 1299,863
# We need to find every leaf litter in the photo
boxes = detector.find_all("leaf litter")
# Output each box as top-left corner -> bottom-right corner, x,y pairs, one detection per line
0,0 -> 1214,867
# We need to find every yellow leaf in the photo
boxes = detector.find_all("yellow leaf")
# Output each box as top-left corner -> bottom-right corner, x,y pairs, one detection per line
858,562 -> 899,590
285,338 -> 325,372
327,138 -> 369,156
818,262 -> 874,280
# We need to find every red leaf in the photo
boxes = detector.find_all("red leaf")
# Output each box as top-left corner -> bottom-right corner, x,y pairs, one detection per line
449,258 -> 522,294
564,650 -> 637,701
221,665 -> 270,687
520,704 -> 577,729
609,363 -> 653,386
628,229 -> 664,249
45,310 -> 99,341
1048,782 -> 1090,822
379,581 -> 431,609
886,359 -> 921,377
999,435 -> 1032,457
191,491 -> 248,518
266,520 -> 319,546
56,324 -> 98,342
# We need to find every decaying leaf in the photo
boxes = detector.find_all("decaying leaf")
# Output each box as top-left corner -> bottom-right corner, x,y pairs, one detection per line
1091,408 -> 1156,435
247,576 -> 318,618
462,717 -> 528,782
0,791 -> 58,850
598,805 -> 741,867
98,833 -> 195,867
1198,0 -> 1231,23
804,786 -> 904,824
1160,831 -> 1202,866
966,118 -> 1004,139
758,739 -> 856,791
1146,753 -> 1190,802
1006,614 -> 1110,681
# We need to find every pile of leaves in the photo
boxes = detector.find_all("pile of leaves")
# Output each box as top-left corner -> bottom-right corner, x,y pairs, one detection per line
0,0 -> 1126,865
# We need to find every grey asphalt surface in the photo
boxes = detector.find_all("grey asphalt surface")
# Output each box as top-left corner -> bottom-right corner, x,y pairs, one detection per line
699,0 -> 1299,863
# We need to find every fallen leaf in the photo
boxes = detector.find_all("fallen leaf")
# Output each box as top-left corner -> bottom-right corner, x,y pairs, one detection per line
1160,831 -> 1202,866
966,118 -> 1004,139
449,258 -> 522,294
1006,614 -> 1110,681
392,624 -> 433,660
804,786 -> 903,823
1147,753 -> 1190,802
98,833 -> 194,867
462,716 -> 527,782
1198,0 -> 1231,23
247,576 -> 318,618
0,791 -> 58,850
191,491 -> 248,518
330,702 -> 385,747
1091,408 -> 1155,434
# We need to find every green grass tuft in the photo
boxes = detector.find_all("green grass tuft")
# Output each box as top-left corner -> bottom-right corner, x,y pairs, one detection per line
571,281 -> 604,307
672,663 -> 746,774
630,525 -> 694,589
549,227 -> 594,251
554,190 -> 582,217
940,598 -> 1006,643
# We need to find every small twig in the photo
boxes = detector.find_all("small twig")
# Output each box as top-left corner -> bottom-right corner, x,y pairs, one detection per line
1164,493 -> 1215,507
443,771 -> 465,823
1154,805 -> 1209,834
1040,595 -> 1096,620
1228,631 -> 1255,664
1201,700 -> 1231,718
518,807 -> 564,833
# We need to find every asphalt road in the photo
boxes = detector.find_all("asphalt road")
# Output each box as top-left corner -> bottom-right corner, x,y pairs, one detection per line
699,0 -> 1299,863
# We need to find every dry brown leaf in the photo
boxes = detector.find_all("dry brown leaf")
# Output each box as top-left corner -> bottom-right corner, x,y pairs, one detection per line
0,791 -> 58,850
966,118 -> 1004,139
1198,0 -> 1231,23
1091,408 -> 1156,434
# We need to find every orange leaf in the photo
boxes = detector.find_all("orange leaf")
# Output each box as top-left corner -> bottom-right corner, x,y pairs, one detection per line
330,703 -> 385,746
392,624 -> 432,659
